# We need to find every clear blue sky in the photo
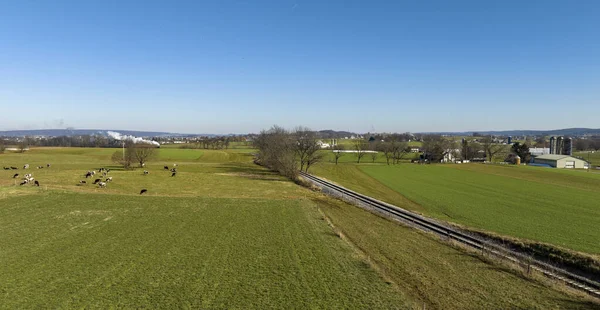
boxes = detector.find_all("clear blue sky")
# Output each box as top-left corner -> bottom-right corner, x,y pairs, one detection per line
1,1 -> 598,134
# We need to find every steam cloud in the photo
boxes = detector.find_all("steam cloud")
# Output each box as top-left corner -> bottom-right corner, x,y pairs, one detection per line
107,131 -> 160,146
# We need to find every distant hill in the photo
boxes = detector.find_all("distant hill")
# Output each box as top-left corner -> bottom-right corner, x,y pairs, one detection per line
421,128 -> 600,137
0,129 -> 216,137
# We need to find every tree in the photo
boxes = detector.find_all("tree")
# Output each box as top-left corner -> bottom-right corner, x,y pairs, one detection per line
480,136 -> 505,162
369,142 -> 379,163
353,139 -> 369,163
0,139 -> 5,154
391,142 -> 409,164
111,143 -> 134,169
131,143 -> 158,167
422,135 -> 454,162
378,142 -> 394,165
590,137 -> 600,151
254,125 -> 298,179
332,144 -> 345,165
18,140 -> 28,153
294,127 -> 324,172
511,142 -> 532,163
534,137 -> 548,148
574,138 -> 589,151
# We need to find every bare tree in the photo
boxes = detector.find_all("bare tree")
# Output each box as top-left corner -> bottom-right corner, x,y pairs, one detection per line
369,141 -> 379,163
377,142 -> 394,165
18,140 -> 28,153
392,142 -> 409,164
111,143 -> 135,169
422,135 -> 454,162
332,144 -> 345,165
254,125 -> 298,179
131,144 -> 158,167
353,139 -> 369,163
0,139 -> 5,154
294,127 -> 324,172
480,136 -> 506,162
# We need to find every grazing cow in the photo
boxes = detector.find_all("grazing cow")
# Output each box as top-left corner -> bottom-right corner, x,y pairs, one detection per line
13,174 -> 19,178
34,180 -> 40,187
3,167 -> 10,170
170,168 -> 177,173
47,164 -> 51,168
19,181 -> 27,186
98,182 -> 107,188
79,180 -> 87,184
171,172 -> 177,177
164,166 -> 169,170
93,178 -> 101,184
140,189 -> 147,195
23,164 -> 29,169
37,166 -> 43,169
91,171 -> 96,176
10,167 -> 18,170
105,177 -> 113,182
143,170 -> 149,175
85,172 -> 92,178
24,173 -> 32,178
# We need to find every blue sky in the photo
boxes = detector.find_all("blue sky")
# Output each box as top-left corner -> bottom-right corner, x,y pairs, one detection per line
1,1 -> 598,134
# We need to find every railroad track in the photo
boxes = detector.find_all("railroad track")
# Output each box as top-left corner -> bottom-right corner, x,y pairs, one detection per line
299,171 -> 600,298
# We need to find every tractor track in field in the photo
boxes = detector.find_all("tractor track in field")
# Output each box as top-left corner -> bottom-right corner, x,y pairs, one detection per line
299,171 -> 600,299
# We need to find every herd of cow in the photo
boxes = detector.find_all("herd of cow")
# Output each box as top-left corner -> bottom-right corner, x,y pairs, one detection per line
5,163 -> 180,195
4,164 -> 48,186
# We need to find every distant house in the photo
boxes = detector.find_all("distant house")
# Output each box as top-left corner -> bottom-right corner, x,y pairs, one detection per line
316,140 -> 330,149
533,154 -> 589,169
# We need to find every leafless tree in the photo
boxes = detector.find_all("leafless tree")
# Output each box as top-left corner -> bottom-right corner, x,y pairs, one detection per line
480,136 -> 506,162
369,142 -> 379,163
353,139 -> 369,163
422,135 -> 455,162
392,141 -> 409,164
111,142 -> 135,169
333,144 -> 345,165
254,125 -> 298,179
0,139 -> 5,154
294,127 -> 324,173
131,143 -> 158,167
18,140 -> 28,153
377,142 -> 394,165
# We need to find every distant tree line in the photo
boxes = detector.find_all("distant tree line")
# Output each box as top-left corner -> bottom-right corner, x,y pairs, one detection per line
574,137 -> 600,151
0,135 -> 121,148
180,137 -> 231,150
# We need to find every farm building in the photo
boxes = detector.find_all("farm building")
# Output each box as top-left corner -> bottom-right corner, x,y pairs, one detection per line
533,154 -> 589,169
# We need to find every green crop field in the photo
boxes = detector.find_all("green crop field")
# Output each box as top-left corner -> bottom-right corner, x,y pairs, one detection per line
0,147 -> 595,308
574,151 -> 600,167
310,162 -> 600,255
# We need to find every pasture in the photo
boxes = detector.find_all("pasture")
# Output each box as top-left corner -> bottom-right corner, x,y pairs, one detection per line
0,147 -> 596,308
574,151 -> 600,167
311,162 -> 600,254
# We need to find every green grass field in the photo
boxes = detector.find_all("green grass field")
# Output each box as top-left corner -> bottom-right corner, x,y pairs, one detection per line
574,151 -> 600,167
0,147 -> 596,308
311,162 -> 600,254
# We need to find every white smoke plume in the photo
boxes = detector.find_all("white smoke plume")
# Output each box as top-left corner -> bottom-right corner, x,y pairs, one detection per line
107,131 -> 160,147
